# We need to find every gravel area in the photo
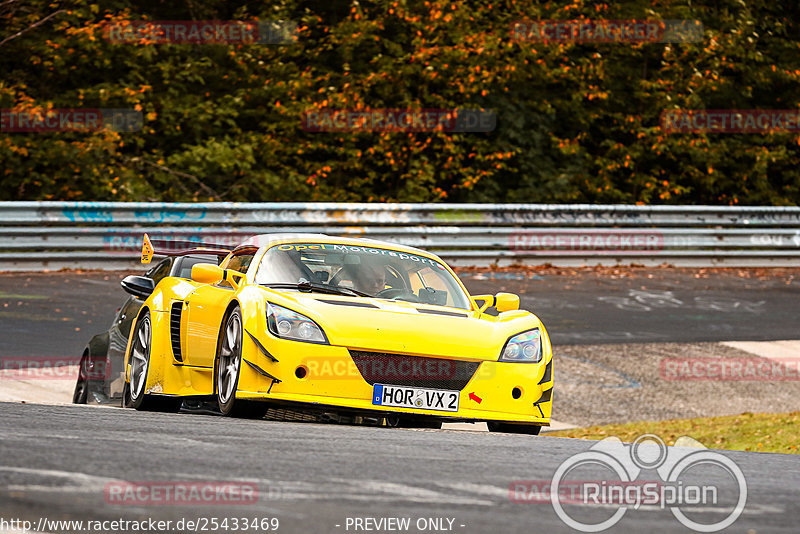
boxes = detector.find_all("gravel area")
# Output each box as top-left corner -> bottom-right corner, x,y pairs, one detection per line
554,342 -> 800,426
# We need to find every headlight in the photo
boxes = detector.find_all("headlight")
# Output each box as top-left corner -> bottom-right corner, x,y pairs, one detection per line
499,329 -> 542,363
266,303 -> 328,344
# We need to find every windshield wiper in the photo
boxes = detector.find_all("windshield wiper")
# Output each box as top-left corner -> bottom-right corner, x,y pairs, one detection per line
261,281 -> 373,298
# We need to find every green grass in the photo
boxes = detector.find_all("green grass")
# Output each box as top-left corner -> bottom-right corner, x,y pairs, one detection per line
547,411 -> 800,454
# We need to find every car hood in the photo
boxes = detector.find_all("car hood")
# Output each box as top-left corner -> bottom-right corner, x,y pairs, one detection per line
261,290 -> 540,360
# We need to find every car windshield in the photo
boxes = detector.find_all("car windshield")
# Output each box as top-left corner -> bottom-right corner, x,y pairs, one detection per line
255,243 -> 471,310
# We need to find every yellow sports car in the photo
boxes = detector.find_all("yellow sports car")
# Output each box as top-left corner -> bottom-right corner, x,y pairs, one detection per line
123,233 -> 553,434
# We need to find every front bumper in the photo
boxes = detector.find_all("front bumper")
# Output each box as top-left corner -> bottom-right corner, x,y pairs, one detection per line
235,332 -> 553,425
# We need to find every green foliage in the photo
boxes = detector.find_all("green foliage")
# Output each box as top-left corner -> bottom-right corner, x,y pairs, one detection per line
1,0 -> 799,204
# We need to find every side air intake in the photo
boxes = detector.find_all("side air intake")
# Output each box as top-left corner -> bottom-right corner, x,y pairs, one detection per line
170,302 -> 183,362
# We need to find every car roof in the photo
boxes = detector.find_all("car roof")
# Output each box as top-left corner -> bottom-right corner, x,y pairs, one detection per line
238,233 -> 438,259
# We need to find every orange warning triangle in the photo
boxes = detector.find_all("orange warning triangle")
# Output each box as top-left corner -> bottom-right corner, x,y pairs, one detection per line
141,233 -> 154,264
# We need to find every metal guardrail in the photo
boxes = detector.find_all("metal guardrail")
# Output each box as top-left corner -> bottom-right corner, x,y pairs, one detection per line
1,202 -> 799,270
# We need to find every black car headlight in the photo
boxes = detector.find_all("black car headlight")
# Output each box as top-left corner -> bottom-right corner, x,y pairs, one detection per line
266,303 -> 328,344
499,329 -> 542,363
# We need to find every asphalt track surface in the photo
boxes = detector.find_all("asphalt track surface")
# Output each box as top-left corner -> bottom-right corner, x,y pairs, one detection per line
1,268 -> 799,358
1,402 -> 798,534
1,269 -> 799,533
466,268 -> 800,345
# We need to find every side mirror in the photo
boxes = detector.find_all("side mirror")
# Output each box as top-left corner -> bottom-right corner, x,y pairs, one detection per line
495,292 -> 520,312
121,275 -> 155,299
471,293 -> 520,313
471,294 -> 494,312
191,263 -> 225,284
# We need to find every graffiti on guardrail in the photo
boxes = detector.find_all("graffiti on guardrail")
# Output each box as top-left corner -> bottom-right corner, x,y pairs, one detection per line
132,209 -> 207,223
4,203 -> 800,270
61,208 -> 116,223
432,210 -> 487,223
247,207 -> 665,225
248,208 -> 420,224
38,202 -> 800,226
750,232 -> 800,247
730,212 -> 800,224
61,205 -> 207,223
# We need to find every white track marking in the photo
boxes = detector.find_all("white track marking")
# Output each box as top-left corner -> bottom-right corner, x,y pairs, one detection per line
722,340 -> 800,361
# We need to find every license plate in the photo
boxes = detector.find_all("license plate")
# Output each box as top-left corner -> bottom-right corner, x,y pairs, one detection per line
372,384 -> 459,412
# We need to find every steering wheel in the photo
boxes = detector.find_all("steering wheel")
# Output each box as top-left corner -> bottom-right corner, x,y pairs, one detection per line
329,266 -> 353,288
376,288 -> 405,298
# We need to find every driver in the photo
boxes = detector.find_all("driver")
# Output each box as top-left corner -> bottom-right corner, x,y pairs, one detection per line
344,258 -> 386,295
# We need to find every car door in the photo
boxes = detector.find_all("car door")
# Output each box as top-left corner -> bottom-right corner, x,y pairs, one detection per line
182,250 -> 256,368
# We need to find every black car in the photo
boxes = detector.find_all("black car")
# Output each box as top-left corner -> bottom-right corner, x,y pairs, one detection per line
72,253 -> 222,405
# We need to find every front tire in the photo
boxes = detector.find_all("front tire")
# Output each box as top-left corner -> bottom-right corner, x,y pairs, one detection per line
127,311 -> 180,412
216,307 -> 268,419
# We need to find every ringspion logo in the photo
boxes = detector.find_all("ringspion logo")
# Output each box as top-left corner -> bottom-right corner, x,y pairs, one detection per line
513,435 -> 747,532
510,480 -> 663,505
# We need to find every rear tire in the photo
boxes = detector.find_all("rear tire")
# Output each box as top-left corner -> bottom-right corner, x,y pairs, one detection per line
127,311 -> 181,412
216,306 -> 268,419
122,381 -> 132,408
72,351 -> 89,404
487,422 -> 541,435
